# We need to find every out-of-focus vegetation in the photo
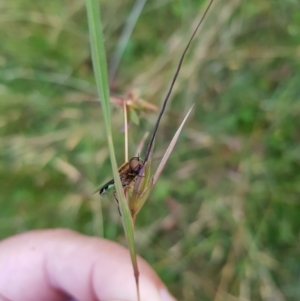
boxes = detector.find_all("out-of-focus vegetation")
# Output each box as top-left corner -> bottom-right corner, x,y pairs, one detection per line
1,0 -> 300,300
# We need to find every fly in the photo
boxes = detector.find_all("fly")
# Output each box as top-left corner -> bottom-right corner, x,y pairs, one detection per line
95,156 -> 143,214
95,156 -> 143,199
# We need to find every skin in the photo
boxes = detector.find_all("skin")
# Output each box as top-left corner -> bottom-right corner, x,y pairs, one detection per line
0,229 -> 176,301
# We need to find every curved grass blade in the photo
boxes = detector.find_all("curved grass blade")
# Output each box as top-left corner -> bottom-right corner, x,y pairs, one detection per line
143,0 -> 214,164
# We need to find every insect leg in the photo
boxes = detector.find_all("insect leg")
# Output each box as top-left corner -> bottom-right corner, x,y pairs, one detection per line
113,191 -> 122,216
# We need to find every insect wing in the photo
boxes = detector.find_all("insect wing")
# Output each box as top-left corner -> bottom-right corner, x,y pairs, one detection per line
118,161 -> 131,175
94,158 -> 143,196
93,178 -> 115,195
94,161 -> 131,195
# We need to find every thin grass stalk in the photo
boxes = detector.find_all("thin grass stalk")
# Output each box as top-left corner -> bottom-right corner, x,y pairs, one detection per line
123,101 -> 129,162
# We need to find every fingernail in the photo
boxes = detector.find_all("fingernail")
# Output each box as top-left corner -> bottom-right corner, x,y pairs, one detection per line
160,288 -> 177,301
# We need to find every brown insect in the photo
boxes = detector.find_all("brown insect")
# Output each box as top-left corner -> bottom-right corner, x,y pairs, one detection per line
95,156 -> 143,194
94,156 -> 143,214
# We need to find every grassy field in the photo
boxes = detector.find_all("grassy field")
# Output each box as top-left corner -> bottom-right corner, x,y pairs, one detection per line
1,0 -> 300,300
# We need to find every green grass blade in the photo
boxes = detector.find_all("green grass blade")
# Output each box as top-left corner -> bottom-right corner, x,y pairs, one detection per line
85,0 -> 110,124
85,0 -> 140,300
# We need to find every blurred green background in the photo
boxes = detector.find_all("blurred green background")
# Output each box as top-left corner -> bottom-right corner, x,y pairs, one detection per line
1,0 -> 300,300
